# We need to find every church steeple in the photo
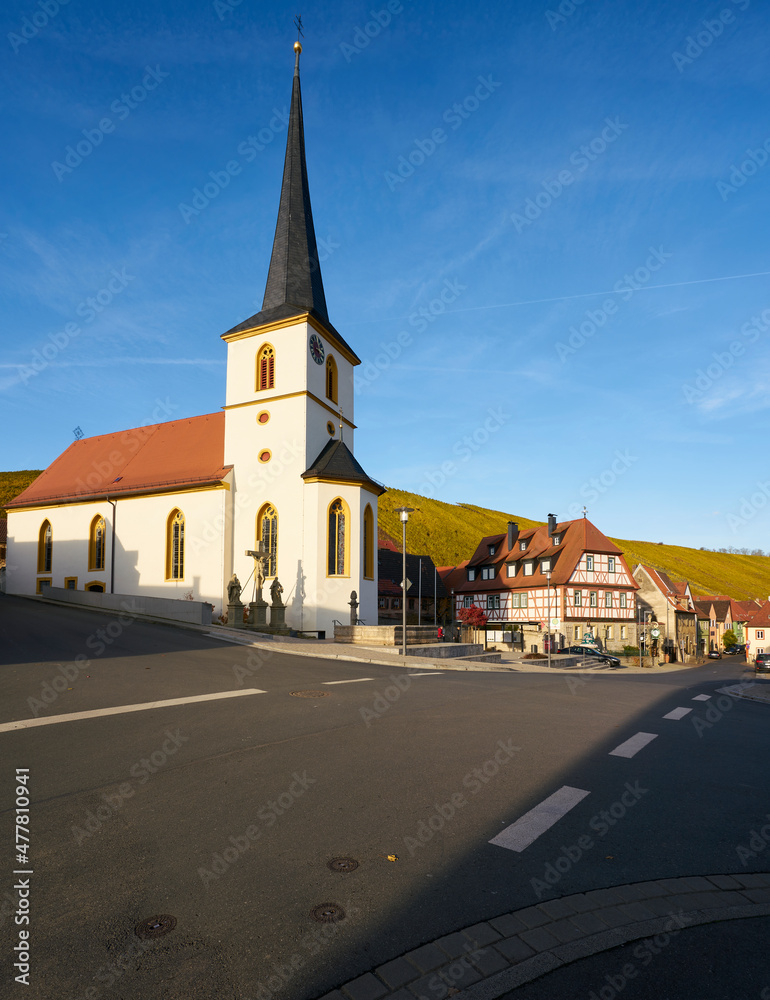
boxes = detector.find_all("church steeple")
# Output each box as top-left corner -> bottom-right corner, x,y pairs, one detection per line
260,41 -> 329,324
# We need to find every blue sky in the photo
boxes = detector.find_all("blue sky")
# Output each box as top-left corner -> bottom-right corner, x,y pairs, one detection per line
2,0 -> 769,550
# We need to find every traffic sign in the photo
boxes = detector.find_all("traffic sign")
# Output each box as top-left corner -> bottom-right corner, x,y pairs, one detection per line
400,578 -> 413,591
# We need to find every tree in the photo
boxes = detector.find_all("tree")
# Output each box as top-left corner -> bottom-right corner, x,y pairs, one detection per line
722,629 -> 737,649
457,604 -> 488,629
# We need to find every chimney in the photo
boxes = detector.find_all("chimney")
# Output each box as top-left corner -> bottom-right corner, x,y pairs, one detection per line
507,522 -> 518,551
547,513 -> 557,537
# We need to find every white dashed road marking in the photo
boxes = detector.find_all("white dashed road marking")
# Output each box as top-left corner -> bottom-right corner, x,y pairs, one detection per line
692,695 -> 711,701
406,672 -> 444,677
663,707 -> 692,720
323,678 -> 375,685
0,689 -> 266,733
609,732 -> 658,758
489,786 -> 591,853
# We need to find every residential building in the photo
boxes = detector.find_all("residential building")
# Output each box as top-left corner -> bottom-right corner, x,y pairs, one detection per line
692,598 -> 735,652
745,602 -> 770,663
378,544 -> 446,625
632,565 -> 697,661
452,517 -> 638,653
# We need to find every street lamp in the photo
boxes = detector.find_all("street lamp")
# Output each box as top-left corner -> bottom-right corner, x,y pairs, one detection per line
395,506 -> 414,658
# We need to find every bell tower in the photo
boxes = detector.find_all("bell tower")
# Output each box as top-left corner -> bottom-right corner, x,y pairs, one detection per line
221,39 -> 384,634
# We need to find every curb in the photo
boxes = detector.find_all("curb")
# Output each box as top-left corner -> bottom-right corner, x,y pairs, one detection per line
318,873 -> 770,1000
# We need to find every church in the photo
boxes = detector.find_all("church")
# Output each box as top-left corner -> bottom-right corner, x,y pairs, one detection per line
6,41 -> 385,635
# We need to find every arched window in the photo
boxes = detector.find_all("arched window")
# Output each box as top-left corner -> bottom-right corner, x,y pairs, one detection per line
257,343 -> 275,391
37,520 -> 52,573
328,498 -> 349,576
326,355 -> 338,404
166,509 -> 185,580
257,503 -> 278,578
89,515 -> 106,571
363,504 -> 374,580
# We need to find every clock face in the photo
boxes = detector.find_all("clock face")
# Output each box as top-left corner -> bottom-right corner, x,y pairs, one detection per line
309,334 -> 325,365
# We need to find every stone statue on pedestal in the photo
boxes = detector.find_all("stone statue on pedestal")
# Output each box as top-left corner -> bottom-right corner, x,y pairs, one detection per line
269,578 -> 285,627
349,590 -> 359,626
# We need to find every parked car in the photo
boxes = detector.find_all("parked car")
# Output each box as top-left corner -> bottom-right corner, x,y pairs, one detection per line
728,644 -> 747,656
708,650 -> 722,659
563,645 -> 621,667
754,653 -> 770,674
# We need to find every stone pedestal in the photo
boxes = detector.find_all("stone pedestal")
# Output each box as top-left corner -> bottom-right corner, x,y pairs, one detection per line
227,602 -> 245,627
270,604 -> 286,627
248,600 -> 268,626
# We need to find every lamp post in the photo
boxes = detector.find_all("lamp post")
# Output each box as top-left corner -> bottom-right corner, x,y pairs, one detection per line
546,570 -> 552,670
395,506 -> 414,658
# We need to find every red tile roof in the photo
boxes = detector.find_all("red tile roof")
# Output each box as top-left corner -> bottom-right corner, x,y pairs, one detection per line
437,561 -> 469,593
455,517 -> 634,593
6,413 -> 231,508
746,601 -> 770,628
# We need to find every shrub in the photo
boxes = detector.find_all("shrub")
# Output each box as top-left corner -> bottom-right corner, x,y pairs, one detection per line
622,645 -> 640,657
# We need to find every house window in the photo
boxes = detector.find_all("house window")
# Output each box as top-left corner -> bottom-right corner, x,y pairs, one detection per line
574,625 -> 582,640
511,593 -> 528,608
585,555 -> 594,571
506,564 -> 516,578
38,520 -> 52,573
524,562 -> 534,576
488,544 -> 496,556
574,590 -> 582,606
519,540 -> 527,551
85,581 -> 105,592
468,568 -> 476,581
326,355 -> 338,404
608,556 -> 615,573
589,591 -> 597,607
553,535 -> 561,546
36,578 -> 52,593
327,498 -> 348,576
89,514 -> 106,571
481,566 -> 495,580
463,596 -> 472,608
757,630 -> 765,640
258,503 -> 278,577
166,509 -> 185,580
606,626 -> 613,640
619,593 -> 627,608
363,504 -> 374,579
392,597 -> 401,610
541,558 -> 551,573
257,343 -> 275,391
621,626 -> 627,640
488,595 -> 501,610
605,592 -> 613,607
64,577 -> 77,590
378,597 -> 387,609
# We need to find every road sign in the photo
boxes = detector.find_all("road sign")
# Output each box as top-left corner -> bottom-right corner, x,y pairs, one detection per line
651,629 -> 660,638
550,618 -> 561,630
401,578 -> 413,591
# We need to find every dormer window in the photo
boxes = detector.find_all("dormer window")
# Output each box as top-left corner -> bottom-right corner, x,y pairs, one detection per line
488,544 -> 496,556
467,568 -> 476,581
481,566 -> 495,580
524,561 -> 534,576
519,540 -> 528,551
506,563 -> 516,578
541,558 -> 551,573
553,534 -> 561,546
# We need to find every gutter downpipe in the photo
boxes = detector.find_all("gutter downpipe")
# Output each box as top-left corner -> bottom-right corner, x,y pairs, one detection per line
106,497 -> 116,594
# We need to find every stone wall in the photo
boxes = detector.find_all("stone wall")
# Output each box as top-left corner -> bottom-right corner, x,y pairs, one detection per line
41,587 -> 213,625
334,624 -> 439,646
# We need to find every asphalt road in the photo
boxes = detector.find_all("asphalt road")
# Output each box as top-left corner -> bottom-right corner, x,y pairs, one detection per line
0,595 -> 768,999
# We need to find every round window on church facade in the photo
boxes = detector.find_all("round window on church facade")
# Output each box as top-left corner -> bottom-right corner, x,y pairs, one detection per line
257,410 -> 270,424
327,421 -> 334,436
259,450 -> 272,463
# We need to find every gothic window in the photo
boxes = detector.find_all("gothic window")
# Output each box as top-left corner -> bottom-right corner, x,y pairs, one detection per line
89,515 -> 105,571
258,503 -> 278,577
257,343 -> 275,391
326,355 -> 338,404
363,504 -> 374,579
328,498 -> 348,576
166,509 -> 185,580
38,520 -> 52,573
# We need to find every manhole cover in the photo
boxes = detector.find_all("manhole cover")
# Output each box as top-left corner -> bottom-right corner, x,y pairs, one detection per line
135,914 -> 177,939
289,690 -> 330,698
327,857 -> 359,873
310,903 -> 346,923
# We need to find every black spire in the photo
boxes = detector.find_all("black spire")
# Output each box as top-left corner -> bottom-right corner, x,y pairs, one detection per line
223,42 -> 358,361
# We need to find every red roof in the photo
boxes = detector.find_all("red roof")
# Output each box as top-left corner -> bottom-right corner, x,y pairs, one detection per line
746,601 -> 770,628
437,561 -> 469,593
455,517 -> 634,593
6,413 -> 231,508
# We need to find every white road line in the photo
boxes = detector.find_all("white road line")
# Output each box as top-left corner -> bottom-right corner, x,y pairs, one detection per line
489,786 -> 590,853
406,672 -> 444,677
609,732 -> 658,758
663,707 -> 692,720
692,694 -> 711,701
0,690 -> 266,733
322,678 -> 374,685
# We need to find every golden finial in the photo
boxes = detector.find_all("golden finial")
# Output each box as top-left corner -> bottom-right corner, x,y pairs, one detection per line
294,41 -> 302,53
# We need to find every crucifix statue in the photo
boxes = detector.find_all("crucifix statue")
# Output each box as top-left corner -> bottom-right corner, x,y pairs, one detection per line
245,544 -> 269,602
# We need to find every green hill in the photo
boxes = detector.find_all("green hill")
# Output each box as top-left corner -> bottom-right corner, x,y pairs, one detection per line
0,470 -> 42,518
3,472 -> 768,600
379,488 -> 770,602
